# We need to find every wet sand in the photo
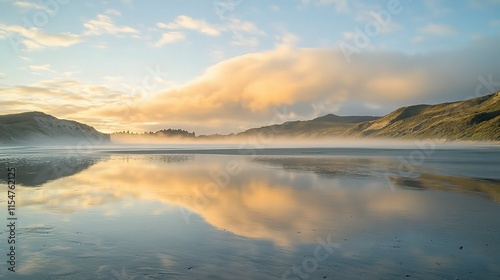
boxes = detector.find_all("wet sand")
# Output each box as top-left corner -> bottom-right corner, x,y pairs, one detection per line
0,147 -> 499,279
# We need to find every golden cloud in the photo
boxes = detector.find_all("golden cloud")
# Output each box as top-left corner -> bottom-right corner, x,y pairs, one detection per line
4,37 -> 499,134
107,36 -> 500,133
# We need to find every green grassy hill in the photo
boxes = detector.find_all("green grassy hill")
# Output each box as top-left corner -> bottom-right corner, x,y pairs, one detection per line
346,92 -> 500,141
235,115 -> 379,139
0,111 -> 110,145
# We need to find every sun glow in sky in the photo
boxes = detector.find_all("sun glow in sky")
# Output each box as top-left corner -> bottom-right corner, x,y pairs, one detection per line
0,0 -> 499,134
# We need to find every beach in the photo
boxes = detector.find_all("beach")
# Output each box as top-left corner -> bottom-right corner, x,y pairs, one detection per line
0,146 -> 499,279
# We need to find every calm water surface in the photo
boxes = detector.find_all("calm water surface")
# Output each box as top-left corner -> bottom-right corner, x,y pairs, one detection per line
0,147 -> 499,279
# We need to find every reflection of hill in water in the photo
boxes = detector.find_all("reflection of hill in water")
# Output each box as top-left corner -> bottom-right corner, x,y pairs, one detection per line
0,153 -> 194,187
253,156 -> 386,177
253,156 -> 500,203
389,174 -> 500,203
123,154 -> 195,163
0,154 -> 107,187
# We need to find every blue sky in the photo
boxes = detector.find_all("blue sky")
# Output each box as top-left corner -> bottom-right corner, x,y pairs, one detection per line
0,0 -> 499,134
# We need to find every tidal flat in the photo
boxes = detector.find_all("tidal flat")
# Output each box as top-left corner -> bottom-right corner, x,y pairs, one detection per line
0,146 -> 499,279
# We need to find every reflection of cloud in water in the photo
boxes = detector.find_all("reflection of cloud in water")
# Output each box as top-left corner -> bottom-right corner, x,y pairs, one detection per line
9,153 -> 500,279
16,154 -> 462,247
17,252 -> 74,275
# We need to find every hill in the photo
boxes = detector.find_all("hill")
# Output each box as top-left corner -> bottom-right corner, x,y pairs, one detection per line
235,114 -> 379,139
346,92 -> 500,141
0,111 -> 110,145
1,92 -> 498,144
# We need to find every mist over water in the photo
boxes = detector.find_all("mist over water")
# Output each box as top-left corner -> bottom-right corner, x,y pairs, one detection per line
27,136 -> 498,151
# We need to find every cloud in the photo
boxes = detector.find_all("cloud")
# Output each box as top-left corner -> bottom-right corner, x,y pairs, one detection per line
0,79 -> 129,129
158,15 -> 220,36
230,33 -> 259,47
105,9 -> 121,16
29,64 -> 54,72
154,31 -> 185,47
5,36 -> 500,135
88,36 -> 500,134
12,1 -> 47,10
84,14 -> 139,36
279,33 -> 299,46
225,17 -> 266,46
0,29 -> 7,40
103,75 -> 123,83
63,71 -> 77,77
225,17 -> 264,35
0,24 -> 81,50
350,4 -> 402,34
419,23 -> 458,36
155,15 -> 265,47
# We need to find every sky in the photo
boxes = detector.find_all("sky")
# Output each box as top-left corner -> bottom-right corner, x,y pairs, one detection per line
0,0 -> 499,134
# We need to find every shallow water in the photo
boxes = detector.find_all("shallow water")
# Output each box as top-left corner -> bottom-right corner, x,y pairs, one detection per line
0,146 -> 499,279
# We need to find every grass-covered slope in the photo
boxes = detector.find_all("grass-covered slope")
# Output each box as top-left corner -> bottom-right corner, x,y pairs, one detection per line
0,111 -> 110,145
235,115 -> 379,139
346,92 -> 500,141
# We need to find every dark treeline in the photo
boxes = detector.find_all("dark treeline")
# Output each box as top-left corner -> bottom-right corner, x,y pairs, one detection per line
113,128 -> 196,138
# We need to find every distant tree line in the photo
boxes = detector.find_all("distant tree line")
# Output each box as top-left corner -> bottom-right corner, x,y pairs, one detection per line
113,128 -> 196,138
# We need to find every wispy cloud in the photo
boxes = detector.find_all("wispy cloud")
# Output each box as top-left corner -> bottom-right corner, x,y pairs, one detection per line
225,17 -> 265,46
157,15 -> 220,36
154,31 -> 185,47
419,23 -> 458,36
0,29 -> 7,40
29,64 -> 54,72
0,79 -> 128,125
0,24 -> 82,50
105,9 -> 121,16
276,33 -> 299,49
351,8 -> 402,34
12,1 -> 47,11
84,14 -> 139,37
155,15 -> 265,47
103,75 -> 123,83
